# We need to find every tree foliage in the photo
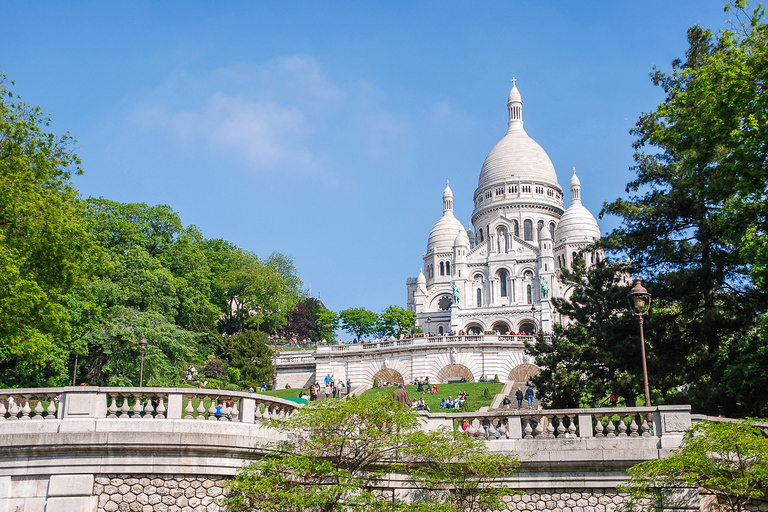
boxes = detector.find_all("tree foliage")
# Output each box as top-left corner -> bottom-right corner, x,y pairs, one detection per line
0,74 -> 99,387
593,2 -> 768,415
224,394 -> 520,512
339,308 -> 379,342
619,419 -> 768,512
379,306 -> 416,338
526,259 -> 639,408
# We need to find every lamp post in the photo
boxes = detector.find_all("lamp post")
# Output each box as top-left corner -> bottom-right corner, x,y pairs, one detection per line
139,337 -> 148,388
628,278 -> 652,417
530,304 -> 536,334
426,316 -> 432,337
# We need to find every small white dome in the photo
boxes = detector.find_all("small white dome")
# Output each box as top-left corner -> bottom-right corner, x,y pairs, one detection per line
539,223 -> 552,241
556,204 -> 601,244
428,216 -> 465,252
454,229 -> 470,248
417,269 -> 426,285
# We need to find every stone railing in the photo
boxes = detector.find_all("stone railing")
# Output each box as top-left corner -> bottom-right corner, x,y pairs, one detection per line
424,404 -> 691,448
315,334 -> 547,355
0,386 -> 300,422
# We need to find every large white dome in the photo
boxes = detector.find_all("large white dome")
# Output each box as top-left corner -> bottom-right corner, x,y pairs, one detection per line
477,82 -> 559,190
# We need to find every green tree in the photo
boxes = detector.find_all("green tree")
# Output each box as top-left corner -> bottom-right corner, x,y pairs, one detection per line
619,419 -> 768,512
212,329 -> 274,388
339,307 -> 378,342
0,74 -> 99,387
314,308 -> 338,343
224,394 -> 519,512
80,305 -> 198,386
526,258 -> 640,408
600,4 -> 768,415
380,305 -> 416,338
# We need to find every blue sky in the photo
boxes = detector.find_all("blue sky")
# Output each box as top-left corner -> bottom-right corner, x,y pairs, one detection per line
5,1 -> 732,318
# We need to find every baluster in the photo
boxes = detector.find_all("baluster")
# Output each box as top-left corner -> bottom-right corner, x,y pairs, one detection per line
629,414 -> 639,437
0,396 -> 7,421
568,414 -> 577,437
143,396 -> 155,419
545,415 -> 555,438
8,395 -> 20,421
46,397 -> 57,419
606,415 -> 616,438
19,396 -> 32,420
155,396 -> 166,419
556,415 -> 565,438
108,394 -> 119,418
488,418 -> 496,438
230,399 -> 239,422
523,418 -> 533,439
497,420 -> 507,439
120,393 -> 131,418
132,393 -> 143,419
594,414 -> 604,437
641,415 -> 651,437
33,399 -> 44,420
208,396 -> 218,421
196,395 -> 207,420
184,395 -> 194,419
618,414 -> 628,437
535,415 -> 544,438
467,419 -> 477,437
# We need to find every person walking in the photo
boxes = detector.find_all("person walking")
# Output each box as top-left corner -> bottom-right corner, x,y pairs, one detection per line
515,387 -> 524,409
525,386 -> 534,409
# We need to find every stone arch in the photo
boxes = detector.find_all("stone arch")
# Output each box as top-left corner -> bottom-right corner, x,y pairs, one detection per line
436,364 -> 474,383
371,368 -> 404,386
491,321 -> 510,334
464,322 -> 483,335
517,320 -> 535,335
507,363 -> 540,387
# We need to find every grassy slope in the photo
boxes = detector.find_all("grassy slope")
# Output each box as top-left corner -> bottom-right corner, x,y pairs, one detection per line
360,382 -> 504,413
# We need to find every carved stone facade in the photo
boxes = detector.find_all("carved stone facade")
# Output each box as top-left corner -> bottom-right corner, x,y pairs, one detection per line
407,81 -> 603,336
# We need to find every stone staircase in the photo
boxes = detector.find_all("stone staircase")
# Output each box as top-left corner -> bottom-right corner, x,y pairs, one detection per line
491,380 -> 541,410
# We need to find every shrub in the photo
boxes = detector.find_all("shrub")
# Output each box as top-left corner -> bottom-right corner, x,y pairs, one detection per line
493,374 -> 500,383
224,383 -> 239,392
483,387 -> 492,399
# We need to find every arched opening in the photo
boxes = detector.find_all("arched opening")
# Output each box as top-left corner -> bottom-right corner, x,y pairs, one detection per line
491,321 -> 510,334
479,229 -> 484,242
438,325 -> 444,335
549,222 -> 556,240
371,368 -> 405,387
517,320 -> 536,335
440,262 -> 445,276
476,288 -> 482,307
436,364 -> 474,384
446,261 -> 451,275
524,220 -> 533,241
526,284 -> 532,304
464,323 -> 483,335
513,220 -> 519,237
537,220 -> 545,240
507,363 -> 541,387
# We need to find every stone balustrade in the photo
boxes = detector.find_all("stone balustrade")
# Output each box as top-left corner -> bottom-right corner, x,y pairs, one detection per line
0,386 -> 300,422
315,333 -> 542,355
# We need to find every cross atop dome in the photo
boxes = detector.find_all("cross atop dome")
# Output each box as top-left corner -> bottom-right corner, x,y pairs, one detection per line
511,76 -> 516,86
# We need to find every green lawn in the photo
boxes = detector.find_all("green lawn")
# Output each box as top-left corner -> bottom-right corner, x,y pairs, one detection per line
258,388 -> 310,399
360,382 -> 504,413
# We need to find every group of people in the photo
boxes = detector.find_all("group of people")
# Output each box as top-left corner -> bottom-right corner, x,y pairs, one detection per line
307,374 -> 351,401
439,391 -> 468,410
414,377 -> 438,395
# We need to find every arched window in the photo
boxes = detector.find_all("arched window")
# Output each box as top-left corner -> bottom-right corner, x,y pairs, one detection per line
438,325 -> 444,335
513,220 -> 519,237
550,222 -> 556,240
537,220 -> 545,240
440,262 -> 445,276
572,251 -> 578,262
479,229 -> 484,242
446,261 -> 451,275
499,270 -> 508,297
526,285 -> 532,304
524,220 -> 533,241
476,288 -> 482,307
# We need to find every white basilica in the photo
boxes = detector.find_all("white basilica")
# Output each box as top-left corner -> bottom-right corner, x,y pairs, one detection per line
406,80 -> 603,336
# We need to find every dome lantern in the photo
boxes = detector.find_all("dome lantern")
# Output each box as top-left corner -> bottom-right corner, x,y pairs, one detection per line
507,77 -> 524,131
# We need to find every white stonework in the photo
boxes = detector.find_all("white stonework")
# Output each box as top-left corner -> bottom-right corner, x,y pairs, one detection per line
407,81 -> 603,336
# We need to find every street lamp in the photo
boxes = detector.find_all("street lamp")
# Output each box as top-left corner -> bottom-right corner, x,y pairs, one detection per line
139,337 -> 148,388
530,304 -> 536,334
426,316 -> 432,337
628,278 -> 652,417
